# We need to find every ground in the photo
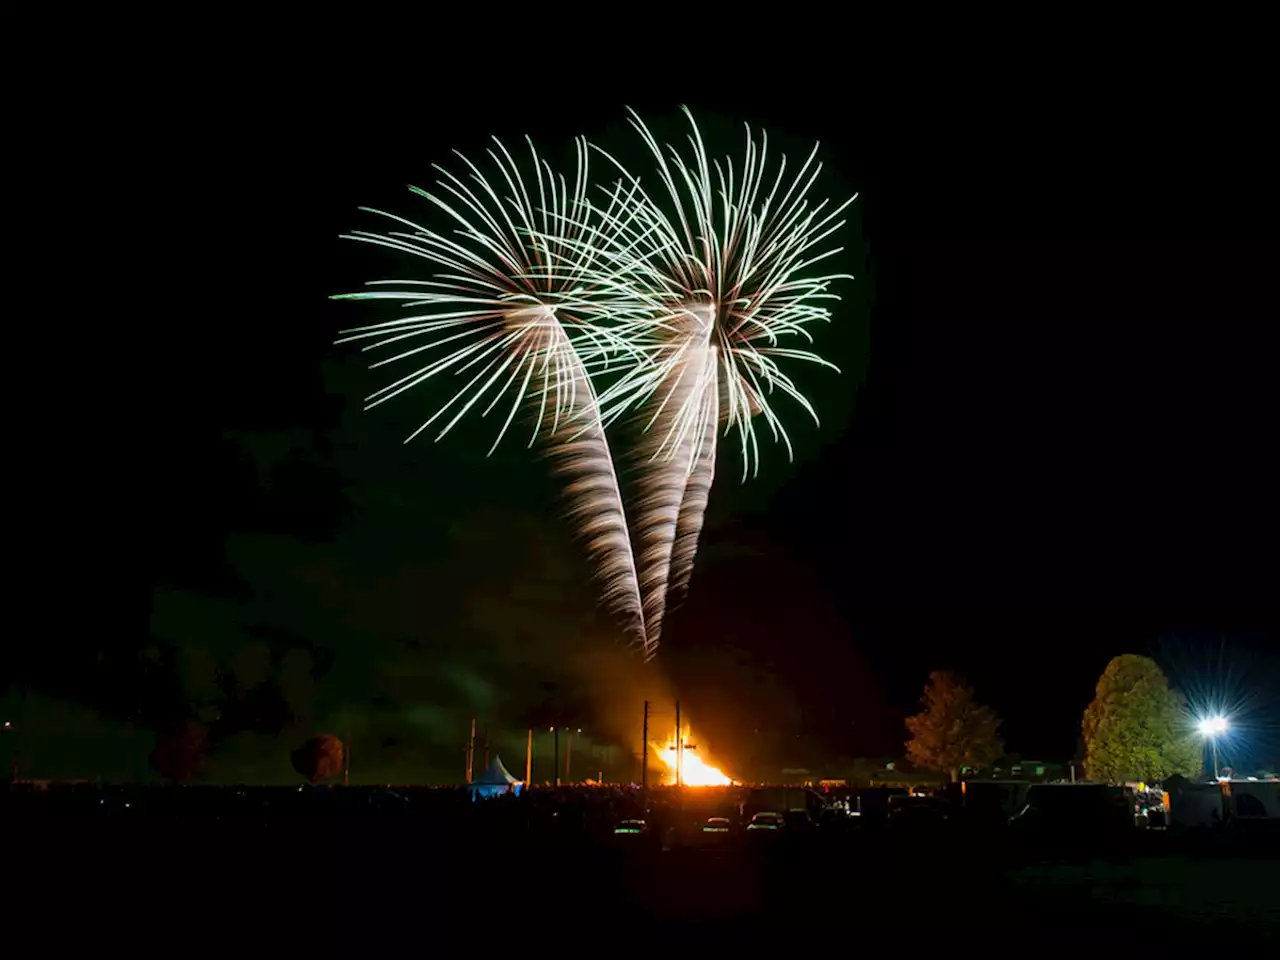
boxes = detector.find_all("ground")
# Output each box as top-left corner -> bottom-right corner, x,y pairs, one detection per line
12,821 -> 1275,942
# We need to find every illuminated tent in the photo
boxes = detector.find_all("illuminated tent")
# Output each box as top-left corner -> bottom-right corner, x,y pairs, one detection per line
468,755 -> 523,800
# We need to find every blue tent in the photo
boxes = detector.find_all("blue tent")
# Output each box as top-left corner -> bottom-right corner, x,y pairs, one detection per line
468,755 -> 523,800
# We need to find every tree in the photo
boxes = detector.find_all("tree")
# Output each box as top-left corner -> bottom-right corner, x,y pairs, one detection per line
291,733 -> 345,784
1081,655 -> 1202,783
905,671 -> 1003,781
150,719 -> 210,781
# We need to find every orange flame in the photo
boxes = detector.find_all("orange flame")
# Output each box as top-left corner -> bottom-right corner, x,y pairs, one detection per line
655,732 -> 733,786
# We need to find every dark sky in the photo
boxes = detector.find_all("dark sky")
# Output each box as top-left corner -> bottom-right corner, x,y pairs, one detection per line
9,49 -> 1276,781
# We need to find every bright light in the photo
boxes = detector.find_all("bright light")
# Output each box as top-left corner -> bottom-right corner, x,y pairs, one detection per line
657,734 -> 733,786
1198,716 -> 1229,736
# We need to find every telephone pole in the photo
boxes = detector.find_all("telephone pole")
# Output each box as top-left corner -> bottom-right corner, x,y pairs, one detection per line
482,723 -> 490,770
675,700 -> 682,788
641,701 -> 649,789
525,728 -> 533,787
465,718 -> 476,784
552,726 -> 560,788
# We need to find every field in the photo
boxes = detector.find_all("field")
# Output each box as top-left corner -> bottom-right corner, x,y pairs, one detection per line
5,786 -> 1276,942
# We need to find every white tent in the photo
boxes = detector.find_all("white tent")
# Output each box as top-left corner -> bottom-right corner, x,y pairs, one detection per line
468,755 -> 523,799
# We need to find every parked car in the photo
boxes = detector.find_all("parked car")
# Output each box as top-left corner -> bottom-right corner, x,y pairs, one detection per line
1009,783 -> 1136,840
887,794 -> 951,827
747,811 -> 786,833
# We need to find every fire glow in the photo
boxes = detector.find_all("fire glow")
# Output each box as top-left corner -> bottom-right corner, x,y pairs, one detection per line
656,735 -> 733,787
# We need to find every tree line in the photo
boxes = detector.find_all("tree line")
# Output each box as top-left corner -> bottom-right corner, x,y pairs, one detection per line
904,654 -> 1203,783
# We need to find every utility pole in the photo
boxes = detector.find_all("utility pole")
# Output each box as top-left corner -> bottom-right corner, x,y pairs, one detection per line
344,730 -> 351,786
482,723 -> 490,770
552,726 -> 560,788
565,729 -> 580,783
641,701 -> 649,789
675,700 -> 682,788
466,718 -> 476,784
525,728 -> 532,787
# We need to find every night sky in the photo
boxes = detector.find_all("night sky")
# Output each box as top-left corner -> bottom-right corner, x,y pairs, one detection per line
8,52 -> 1276,782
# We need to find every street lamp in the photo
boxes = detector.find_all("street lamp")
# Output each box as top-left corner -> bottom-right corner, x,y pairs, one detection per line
1198,716 -> 1229,780
3,720 -> 15,781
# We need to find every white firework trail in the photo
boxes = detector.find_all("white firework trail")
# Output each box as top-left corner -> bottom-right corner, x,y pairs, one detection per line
567,107 -> 858,647
331,137 -> 655,657
631,307 -> 720,643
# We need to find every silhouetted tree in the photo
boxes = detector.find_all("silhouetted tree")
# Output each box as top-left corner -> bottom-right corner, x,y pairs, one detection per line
1082,655 -> 1201,783
150,719 -> 210,781
291,733 -> 345,784
905,671 -> 1003,781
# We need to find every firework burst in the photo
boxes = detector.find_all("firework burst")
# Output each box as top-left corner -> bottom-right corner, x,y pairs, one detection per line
334,109 -> 856,659
571,107 -> 857,646
331,137 -> 653,657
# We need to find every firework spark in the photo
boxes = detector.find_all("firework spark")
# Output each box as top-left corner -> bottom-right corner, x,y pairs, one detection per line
576,108 -> 857,646
332,138 -> 653,657
334,109 -> 855,659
